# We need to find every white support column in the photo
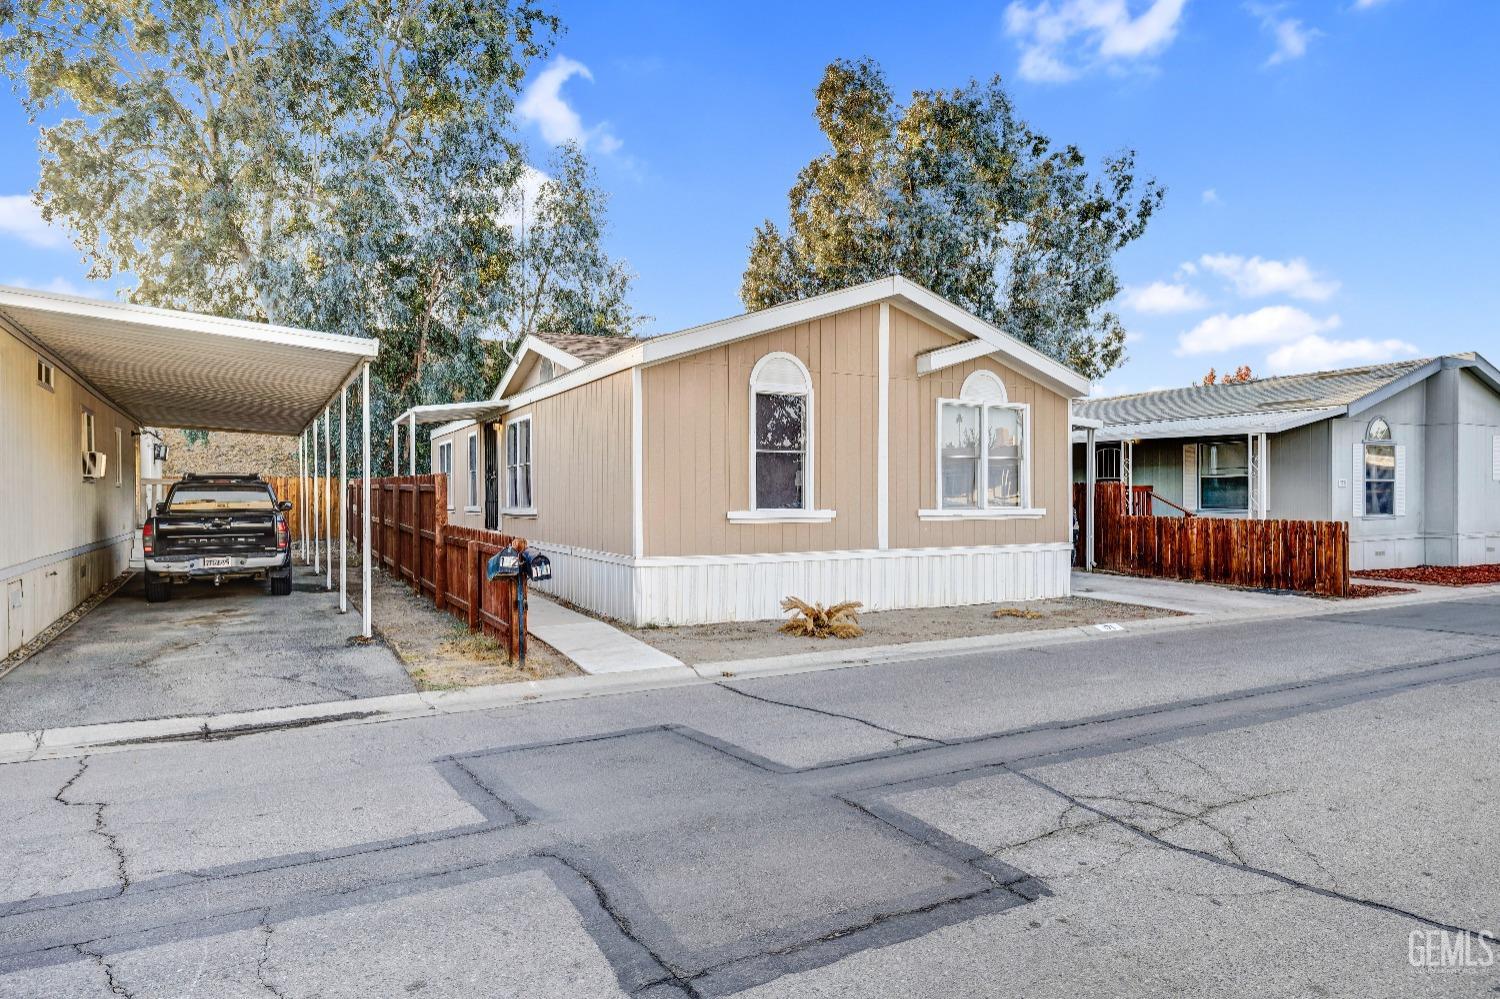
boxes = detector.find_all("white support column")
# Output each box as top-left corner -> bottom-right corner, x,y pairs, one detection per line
297,431 -> 308,562
392,417 -> 400,477
1247,432 -> 1258,519
407,412 -> 416,476
1258,432 -> 1270,520
312,413 -> 321,573
361,364 -> 373,639
339,384 -> 348,613
876,302 -> 890,550
324,404 -> 333,591
1085,427 -> 1097,571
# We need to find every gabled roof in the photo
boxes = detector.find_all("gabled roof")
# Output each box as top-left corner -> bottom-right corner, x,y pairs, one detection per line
1075,353 -> 1500,441
402,276 -> 1094,433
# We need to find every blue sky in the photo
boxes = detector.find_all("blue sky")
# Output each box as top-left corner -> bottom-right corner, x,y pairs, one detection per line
1,0 -> 1496,393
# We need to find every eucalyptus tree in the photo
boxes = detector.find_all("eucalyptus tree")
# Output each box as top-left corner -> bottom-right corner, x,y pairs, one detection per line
742,58 -> 1165,380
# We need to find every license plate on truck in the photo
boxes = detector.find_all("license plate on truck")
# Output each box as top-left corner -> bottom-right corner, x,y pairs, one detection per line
200,557 -> 232,569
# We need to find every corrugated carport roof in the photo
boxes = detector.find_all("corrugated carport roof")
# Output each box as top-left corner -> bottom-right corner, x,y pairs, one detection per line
0,285 -> 377,434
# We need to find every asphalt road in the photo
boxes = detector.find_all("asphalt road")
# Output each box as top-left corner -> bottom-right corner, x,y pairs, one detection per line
2,594 -> 1498,997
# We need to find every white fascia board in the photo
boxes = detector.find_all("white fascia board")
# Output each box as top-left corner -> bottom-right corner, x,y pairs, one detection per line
1071,416 -> 1104,430
429,418 -> 478,440
890,277 -> 1090,398
0,284 -> 379,358
491,334 -> 591,401
1343,359 -> 1443,418
495,343 -> 647,412
915,338 -> 994,376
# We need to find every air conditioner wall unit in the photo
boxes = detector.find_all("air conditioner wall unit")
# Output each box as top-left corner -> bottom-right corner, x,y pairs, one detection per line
82,451 -> 107,480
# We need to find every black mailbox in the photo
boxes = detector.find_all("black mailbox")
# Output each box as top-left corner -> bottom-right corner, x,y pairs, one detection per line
486,545 -> 522,580
522,550 -> 552,582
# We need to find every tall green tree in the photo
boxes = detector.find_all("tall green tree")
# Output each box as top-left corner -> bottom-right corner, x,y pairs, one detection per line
0,0 -> 637,470
742,58 -> 1164,380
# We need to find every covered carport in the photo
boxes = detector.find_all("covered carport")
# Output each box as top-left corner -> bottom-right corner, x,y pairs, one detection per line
0,284 -> 379,638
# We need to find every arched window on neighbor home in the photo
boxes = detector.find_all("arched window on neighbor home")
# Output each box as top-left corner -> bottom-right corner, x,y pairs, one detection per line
936,370 -> 1031,513
1362,416 -> 1397,516
749,352 -> 814,511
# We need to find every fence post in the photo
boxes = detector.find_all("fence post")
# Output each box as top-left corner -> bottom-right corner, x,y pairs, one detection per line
466,540 -> 480,630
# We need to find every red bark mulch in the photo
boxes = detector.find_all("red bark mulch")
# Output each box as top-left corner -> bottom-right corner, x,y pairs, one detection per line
1345,583 -> 1417,599
1353,564 -> 1500,587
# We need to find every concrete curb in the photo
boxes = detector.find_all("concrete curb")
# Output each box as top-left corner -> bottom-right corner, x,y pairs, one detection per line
3,581 -> 1495,765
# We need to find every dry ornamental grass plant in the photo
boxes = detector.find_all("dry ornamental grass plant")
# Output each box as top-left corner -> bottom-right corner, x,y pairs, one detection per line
779,597 -> 864,639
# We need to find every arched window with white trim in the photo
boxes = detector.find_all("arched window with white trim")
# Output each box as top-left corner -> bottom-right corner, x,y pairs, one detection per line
936,370 -> 1030,513
749,352 -> 813,511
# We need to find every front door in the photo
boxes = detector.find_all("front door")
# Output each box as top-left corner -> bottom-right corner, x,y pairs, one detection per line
483,423 -> 500,530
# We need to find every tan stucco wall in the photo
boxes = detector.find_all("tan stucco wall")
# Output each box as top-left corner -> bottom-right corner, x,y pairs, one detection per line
888,306 -> 1070,548
642,304 -> 882,557
2,323 -> 139,654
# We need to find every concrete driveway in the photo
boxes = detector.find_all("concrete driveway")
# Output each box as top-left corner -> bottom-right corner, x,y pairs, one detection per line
1,595 -> 1497,996
0,567 -> 413,732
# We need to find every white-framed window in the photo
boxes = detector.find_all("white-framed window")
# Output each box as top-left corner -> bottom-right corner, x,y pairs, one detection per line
114,427 -> 123,487
750,352 -> 811,511
1197,440 -> 1250,511
36,356 -> 54,390
1096,444 -> 1123,481
1363,417 -> 1396,516
436,440 -> 454,509
505,416 -> 534,513
466,431 -> 479,510
927,371 -> 1036,518
81,408 -> 96,452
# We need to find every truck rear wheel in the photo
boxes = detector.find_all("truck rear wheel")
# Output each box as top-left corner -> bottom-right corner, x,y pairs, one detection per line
269,568 -> 293,596
144,571 -> 172,603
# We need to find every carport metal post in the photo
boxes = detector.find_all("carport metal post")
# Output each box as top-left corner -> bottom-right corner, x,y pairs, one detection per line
339,383 -> 348,614
1085,426 -> 1097,571
361,362 -> 372,639
297,431 -> 307,562
324,403 -> 332,591
312,412 -> 321,574
407,412 -> 416,476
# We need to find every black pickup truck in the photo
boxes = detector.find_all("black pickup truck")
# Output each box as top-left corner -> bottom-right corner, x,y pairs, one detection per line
142,473 -> 294,602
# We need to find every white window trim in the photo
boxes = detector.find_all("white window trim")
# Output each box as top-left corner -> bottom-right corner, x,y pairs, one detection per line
1196,441 -> 1251,514
503,414 -> 537,516
114,427 -> 123,487
734,351 -> 835,524
465,431 -> 480,512
1361,417 -> 1399,519
36,356 -> 55,391
81,407 -> 96,452
928,372 -> 1035,519
436,440 -> 454,510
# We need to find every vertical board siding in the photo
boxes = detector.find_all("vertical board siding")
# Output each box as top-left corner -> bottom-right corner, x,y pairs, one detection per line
642,305 -> 882,556
888,306 -> 1070,550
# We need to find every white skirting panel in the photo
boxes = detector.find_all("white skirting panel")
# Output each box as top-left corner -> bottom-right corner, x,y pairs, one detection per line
524,540 -> 1074,627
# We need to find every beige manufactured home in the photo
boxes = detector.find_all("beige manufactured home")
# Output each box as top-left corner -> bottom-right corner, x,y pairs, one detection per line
417,278 -> 1089,626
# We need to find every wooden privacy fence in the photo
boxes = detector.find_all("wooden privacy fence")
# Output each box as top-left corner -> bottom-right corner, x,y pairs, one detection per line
346,474 -> 528,661
265,476 -> 341,546
1079,482 -> 1349,596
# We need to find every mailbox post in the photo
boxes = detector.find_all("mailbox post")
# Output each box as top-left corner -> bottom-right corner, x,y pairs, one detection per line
486,545 -> 526,667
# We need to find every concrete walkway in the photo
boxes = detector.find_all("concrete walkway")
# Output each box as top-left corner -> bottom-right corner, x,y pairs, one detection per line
526,594 -> 687,675
1071,570 -> 1325,616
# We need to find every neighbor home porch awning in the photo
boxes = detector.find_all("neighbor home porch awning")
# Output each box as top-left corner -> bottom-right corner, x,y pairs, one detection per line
1069,407 -> 1343,444
0,285 -> 378,435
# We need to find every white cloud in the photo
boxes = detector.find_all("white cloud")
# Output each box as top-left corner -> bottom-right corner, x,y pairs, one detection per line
5,275 -> 99,297
0,195 -> 69,249
1201,187 -> 1220,205
1197,253 -> 1339,300
1351,0 -> 1391,8
1265,334 -> 1418,373
1248,5 -> 1320,65
1176,305 -> 1341,355
1122,280 -> 1208,314
517,56 -> 622,154
1003,0 -> 1189,83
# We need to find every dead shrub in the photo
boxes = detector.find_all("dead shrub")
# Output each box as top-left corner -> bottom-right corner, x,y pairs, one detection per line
779,597 -> 864,639
992,606 -> 1044,620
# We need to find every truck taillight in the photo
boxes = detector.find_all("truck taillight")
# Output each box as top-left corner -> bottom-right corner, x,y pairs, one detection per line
142,521 -> 153,555
276,516 -> 289,550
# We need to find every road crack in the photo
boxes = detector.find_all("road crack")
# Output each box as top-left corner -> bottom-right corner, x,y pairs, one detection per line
53,757 -> 131,897
716,682 -> 947,747
73,942 -> 134,998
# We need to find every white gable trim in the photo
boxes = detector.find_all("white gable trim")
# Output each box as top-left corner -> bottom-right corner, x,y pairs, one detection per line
916,338 -> 994,376
491,334 -> 590,400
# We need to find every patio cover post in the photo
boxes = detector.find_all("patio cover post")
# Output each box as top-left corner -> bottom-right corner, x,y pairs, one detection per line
312,412 -> 321,573
407,412 -> 416,476
1258,432 -> 1269,520
361,362 -> 373,639
1085,427 -> 1097,571
301,429 -> 310,561
339,384 -> 348,613
392,417 -> 399,476
324,403 -> 333,591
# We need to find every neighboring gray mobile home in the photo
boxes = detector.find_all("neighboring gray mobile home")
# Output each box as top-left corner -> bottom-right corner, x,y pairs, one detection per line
1074,354 -> 1500,571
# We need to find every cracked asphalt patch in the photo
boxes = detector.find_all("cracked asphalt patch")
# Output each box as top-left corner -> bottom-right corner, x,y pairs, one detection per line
2,603 -> 1499,996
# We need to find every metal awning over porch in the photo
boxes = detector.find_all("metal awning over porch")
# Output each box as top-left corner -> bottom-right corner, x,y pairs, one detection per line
0,284 -> 380,637
1069,406 -> 1342,444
